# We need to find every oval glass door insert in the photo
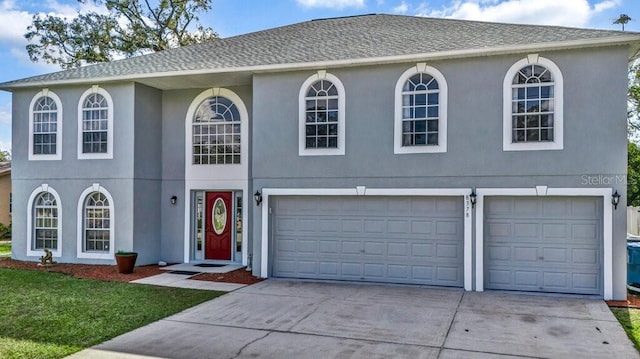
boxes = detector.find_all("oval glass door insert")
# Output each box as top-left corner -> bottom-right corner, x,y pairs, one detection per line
212,198 -> 227,235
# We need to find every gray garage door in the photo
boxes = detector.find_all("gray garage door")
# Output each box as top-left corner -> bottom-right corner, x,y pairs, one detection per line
272,196 -> 464,287
484,196 -> 602,295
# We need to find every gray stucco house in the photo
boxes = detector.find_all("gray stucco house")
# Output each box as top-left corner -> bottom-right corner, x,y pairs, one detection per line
1,14 -> 639,300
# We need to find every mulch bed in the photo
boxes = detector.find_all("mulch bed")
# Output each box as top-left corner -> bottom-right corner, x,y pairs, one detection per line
0,257 -> 164,282
607,290 -> 640,308
191,269 -> 264,285
0,257 -> 264,285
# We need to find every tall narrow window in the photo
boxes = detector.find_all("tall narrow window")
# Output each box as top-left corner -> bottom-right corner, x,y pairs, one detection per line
401,73 -> 440,146
29,90 -> 62,160
84,192 -> 111,252
27,185 -> 62,257
34,192 -> 58,250
192,96 -> 241,165
82,93 -> 108,153
299,72 -> 345,156
394,64 -> 448,154
503,55 -> 563,151
78,87 -> 113,159
305,80 -> 339,149
511,65 -> 554,143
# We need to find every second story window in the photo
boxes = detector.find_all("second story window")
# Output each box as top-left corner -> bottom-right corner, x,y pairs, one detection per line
29,90 -> 62,160
298,71 -> 345,156
503,54 -> 564,151
192,96 -> 241,165
394,64 -> 448,154
78,86 -> 113,159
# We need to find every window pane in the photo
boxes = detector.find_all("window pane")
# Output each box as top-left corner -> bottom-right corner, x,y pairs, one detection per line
192,96 -> 241,164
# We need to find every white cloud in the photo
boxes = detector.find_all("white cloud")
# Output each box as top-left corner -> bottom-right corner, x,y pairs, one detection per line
0,103 -> 10,126
416,0 -> 621,28
296,0 -> 365,9
0,1 -> 33,46
393,1 -> 409,14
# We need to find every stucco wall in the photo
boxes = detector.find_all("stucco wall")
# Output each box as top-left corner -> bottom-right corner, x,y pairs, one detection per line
133,84 -> 163,265
11,83 -> 136,263
250,46 -> 629,298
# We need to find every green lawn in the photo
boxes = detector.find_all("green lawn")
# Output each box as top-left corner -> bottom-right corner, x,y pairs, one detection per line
612,307 -> 640,351
0,268 -> 223,359
0,242 -> 10,256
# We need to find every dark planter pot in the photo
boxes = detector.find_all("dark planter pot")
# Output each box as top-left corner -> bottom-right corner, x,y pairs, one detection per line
115,253 -> 138,274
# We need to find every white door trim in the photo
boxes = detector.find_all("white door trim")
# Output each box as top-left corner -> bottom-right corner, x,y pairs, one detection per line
260,187 -> 473,291
475,187 -> 613,299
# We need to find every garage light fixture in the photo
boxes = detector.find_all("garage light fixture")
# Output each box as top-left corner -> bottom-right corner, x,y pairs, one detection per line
470,190 -> 477,208
612,190 -> 621,210
254,190 -> 262,206
170,195 -> 177,205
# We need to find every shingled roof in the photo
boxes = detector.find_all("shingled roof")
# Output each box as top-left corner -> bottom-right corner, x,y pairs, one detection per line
2,14 -> 640,89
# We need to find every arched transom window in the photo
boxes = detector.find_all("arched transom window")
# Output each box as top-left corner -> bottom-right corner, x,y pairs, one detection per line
33,96 -> 58,155
34,192 -> 58,250
511,64 -> 555,143
84,192 -> 111,252
81,93 -> 109,153
401,73 -> 440,146
192,96 -> 241,165
305,80 -> 339,149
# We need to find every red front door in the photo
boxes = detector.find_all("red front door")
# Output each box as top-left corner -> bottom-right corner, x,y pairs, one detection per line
205,192 -> 232,260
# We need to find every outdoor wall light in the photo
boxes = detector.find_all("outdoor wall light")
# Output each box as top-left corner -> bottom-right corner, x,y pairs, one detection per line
612,190 -> 621,210
254,190 -> 262,206
170,195 -> 177,205
470,190 -> 477,208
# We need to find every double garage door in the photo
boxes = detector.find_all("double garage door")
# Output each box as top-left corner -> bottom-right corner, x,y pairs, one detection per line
272,196 -> 465,287
484,196 -> 603,296
270,195 -> 603,296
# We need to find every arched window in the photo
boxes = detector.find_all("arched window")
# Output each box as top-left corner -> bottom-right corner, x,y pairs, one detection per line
77,185 -> 114,259
299,71 -> 345,156
29,90 -> 62,160
27,185 -> 62,257
394,64 -> 448,154
78,86 -> 113,159
34,192 -> 58,250
192,96 -> 241,165
503,55 -> 563,151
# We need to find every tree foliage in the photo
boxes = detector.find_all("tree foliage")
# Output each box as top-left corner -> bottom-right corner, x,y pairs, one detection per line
25,0 -> 217,69
0,150 -> 11,162
629,142 -> 640,206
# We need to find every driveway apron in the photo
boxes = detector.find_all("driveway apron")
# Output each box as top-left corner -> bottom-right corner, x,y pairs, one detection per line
67,280 -> 639,359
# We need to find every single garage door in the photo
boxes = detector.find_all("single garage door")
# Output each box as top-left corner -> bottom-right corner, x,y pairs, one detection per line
484,196 -> 602,295
272,196 -> 464,287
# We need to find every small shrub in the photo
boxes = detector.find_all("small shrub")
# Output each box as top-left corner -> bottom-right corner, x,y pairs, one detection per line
0,222 -> 10,240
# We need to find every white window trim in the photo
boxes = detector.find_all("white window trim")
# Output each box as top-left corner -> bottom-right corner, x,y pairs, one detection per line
474,187 -> 612,300
503,54 -> 564,151
29,89 -> 63,161
394,63 -> 448,154
184,88 -> 249,182
298,71 -> 346,156
26,184 -> 62,258
259,187 -> 473,291
77,183 -> 115,259
77,86 -> 114,159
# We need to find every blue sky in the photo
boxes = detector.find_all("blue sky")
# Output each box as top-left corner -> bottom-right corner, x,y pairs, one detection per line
0,0 -> 639,153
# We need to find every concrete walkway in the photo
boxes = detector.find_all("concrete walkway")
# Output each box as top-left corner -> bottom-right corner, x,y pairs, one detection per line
130,264 -> 247,292
67,280 -> 639,359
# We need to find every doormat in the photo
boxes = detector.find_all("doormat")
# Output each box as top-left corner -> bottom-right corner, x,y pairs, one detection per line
193,263 -> 227,268
169,270 -> 201,275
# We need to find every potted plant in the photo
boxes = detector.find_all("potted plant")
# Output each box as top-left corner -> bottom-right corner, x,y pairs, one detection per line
115,250 -> 138,274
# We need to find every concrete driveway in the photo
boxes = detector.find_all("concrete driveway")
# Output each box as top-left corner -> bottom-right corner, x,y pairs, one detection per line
69,280 -> 639,359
